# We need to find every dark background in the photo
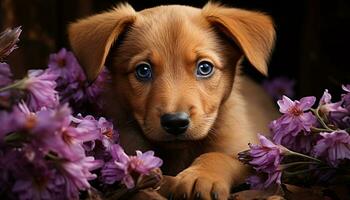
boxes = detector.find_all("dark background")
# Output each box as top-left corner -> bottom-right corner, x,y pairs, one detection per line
1,0 -> 349,99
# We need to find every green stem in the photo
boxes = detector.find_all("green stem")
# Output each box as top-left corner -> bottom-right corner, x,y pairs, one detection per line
311,108 -> 335,132
286,149 -> 323,163
311,127 -> 333,133
0,78 -> 27,93
279,161 -> 320,170
4,132 -> 24,143
46,152 -> 61,161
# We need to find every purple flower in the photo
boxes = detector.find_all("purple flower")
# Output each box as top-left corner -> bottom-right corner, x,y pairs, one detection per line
240,134 -> 283,189
277,96 -> 316,118
101,145 -> 129,185
270,120 -> 314,154
21,69 -> 59,111
48,48 -> 85,85
248,134 -> 283,173
0,26 -> 21,60
312,130 -> 350,167
271,96 -> 317,153
318,89 -> 349,129
325,87 -> 350,129
0,62 -> 12,86
71,115 -> 101,142
101,144 -> 163,189
71,114 -> 117,154
97,117 -> 118,150
263,77 -> 295,100
55,114 -> 104,160
319,90 -> 344,114
61,156 -> 103,198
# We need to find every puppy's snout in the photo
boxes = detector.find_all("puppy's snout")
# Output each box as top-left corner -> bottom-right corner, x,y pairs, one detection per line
160,112 -> 190,135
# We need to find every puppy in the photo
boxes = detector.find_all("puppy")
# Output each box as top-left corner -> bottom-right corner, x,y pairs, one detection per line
68,2 -> 278,199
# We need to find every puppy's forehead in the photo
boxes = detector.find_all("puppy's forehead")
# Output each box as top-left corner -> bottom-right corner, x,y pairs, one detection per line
139,5 -> 201,17
122,5 -> 221,58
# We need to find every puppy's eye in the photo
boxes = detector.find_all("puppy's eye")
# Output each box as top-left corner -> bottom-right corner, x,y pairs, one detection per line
135,62 -> 152,81
196,60 -> 214,78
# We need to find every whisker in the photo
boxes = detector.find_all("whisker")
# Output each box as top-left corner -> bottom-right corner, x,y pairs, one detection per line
188,116 -> 217,143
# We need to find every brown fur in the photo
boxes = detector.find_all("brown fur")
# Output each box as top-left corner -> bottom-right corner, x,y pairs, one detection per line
69,2 -> 278,199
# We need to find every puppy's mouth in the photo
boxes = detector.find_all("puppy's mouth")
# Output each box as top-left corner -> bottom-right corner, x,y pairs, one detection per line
140,124 -> 196,142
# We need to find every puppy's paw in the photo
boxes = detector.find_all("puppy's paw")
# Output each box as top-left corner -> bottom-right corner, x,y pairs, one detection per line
167,168 -> 230,200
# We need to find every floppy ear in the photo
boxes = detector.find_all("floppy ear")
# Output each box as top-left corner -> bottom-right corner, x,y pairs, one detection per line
68,3 -> 136,81
202,2 -> 275,75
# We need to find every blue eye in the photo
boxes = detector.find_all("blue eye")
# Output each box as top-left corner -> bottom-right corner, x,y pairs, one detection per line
135,62 -> 152,81
196,60 -> 214,78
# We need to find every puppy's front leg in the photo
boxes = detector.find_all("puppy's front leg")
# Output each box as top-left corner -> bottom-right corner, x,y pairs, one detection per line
163,152 -> 249,200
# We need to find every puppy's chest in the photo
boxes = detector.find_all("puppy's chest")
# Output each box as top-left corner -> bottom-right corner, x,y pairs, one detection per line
157,147 -> 202,176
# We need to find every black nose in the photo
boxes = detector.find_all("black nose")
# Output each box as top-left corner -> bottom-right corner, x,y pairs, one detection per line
160,112 -> 190,135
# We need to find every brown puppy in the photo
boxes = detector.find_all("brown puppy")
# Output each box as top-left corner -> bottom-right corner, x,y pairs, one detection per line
69,2 -> 278,199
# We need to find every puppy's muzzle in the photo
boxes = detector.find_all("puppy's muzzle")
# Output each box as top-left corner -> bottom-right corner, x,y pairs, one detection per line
160,112 -> 190,135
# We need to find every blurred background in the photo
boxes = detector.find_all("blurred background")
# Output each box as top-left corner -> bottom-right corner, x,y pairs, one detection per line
0,0 -> 349,99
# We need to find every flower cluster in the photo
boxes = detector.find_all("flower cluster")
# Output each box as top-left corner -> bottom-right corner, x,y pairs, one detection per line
0,27 -> 162,199
0,103 -> 105,199
239,85 -> 350,190
48,48 -> 110,113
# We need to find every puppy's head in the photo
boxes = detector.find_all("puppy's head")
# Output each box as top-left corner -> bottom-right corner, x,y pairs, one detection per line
68,3 -> 275,143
